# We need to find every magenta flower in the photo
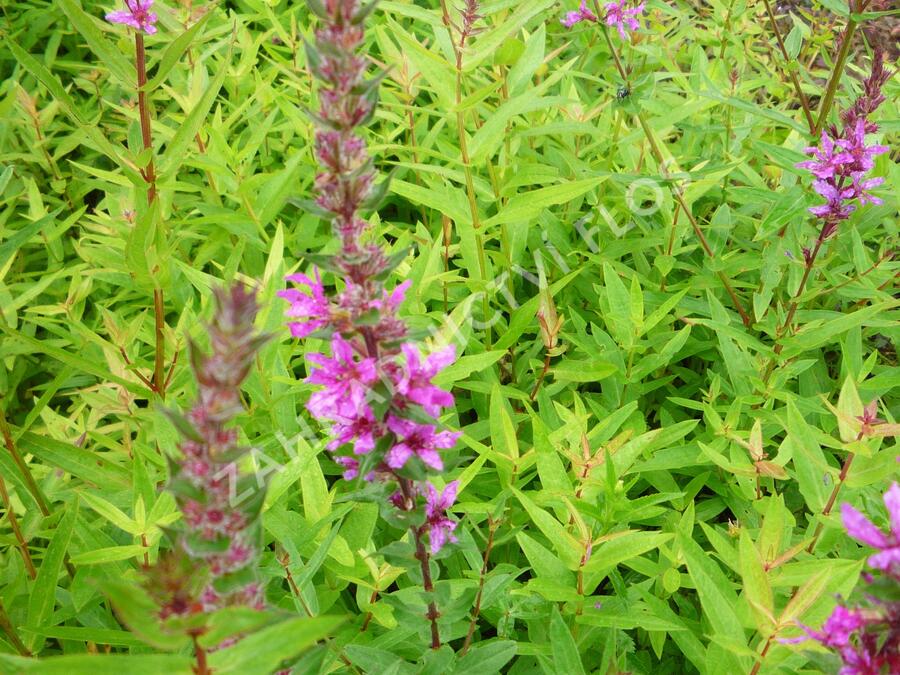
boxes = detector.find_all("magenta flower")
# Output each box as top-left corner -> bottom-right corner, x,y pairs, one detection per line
842,483 -> 900,573
796,88 -> 887,229
604,0 -> 645,40
277,270 -> 331,338
386,416 -> 460,471
801,606 -> 869,650
851,176 -> 885,207
334,455 -> 360,481
375,280 -> 411,313
837,119 -> 889,174
424,481 -> 459,554
808,180 -> 856,220
306,336 -> 378,421
105,0 -> 158,35
392,344 -> 456,416
327,405 -> 380,455
561,0 -> 598,27
797,132 -> 848,181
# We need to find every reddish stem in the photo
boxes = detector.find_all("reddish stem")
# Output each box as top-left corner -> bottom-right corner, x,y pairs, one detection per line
0,473 -> 36,579
399,477 -> 441,649
135,33 -> 157,203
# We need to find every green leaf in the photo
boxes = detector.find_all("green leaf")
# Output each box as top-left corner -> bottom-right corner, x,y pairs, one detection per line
739,532 -> 773,633
513,489 -> 580,569
552,359 -> 618,383
583,532 -> 674,578
603,263 -> 633,346
26,501 -> 79,650
677,530 -> 746,651
145,13 -> 213,90
70,545 -> 147,565
0,654 -> 192,674
207,616 -> 344,674
784,401 -> 828,513
79,490 -> 140,535
550,608 -> 585,675
159,60 -> 229,176
18,432 -> 130,487
483,177 -> 607,227
455,640 -> 517,675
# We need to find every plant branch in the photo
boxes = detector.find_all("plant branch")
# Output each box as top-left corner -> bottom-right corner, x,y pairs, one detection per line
814,15 -> 859,136
154,287 -> 167,399
0,472 -> 36,579
462,515 -> 497,654
0,407 -> 50,517
191,632 -> 210,675
399,477 -> 441,649
0,598 -> 30,657
807,452 -> 856,553
759,0 -> 816,133
135,32 -> 157,203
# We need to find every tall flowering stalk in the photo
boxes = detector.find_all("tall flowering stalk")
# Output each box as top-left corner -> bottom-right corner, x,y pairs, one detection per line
105,0 -> 168,399
164,285 -> 271,613
763,53 -> 890,381
280,0 -> 460,649
784,483 -> 900,673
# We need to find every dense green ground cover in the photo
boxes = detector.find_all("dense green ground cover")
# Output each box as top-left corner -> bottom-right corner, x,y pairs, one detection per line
0,0 -> 897,672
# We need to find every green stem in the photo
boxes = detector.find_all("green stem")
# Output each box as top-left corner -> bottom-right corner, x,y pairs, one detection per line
760,0 -> 816,133
440,0 -> 491,347
807,452 -> 855,553
761,222 -> 829,386
154,287 -> 166,400
814,16 -> 858,136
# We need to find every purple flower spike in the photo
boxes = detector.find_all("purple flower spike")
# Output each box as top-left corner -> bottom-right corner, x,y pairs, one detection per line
841,483 -> 900,574
424,481 -> 459,554
386,416 -> 460,471
106,0 -> 158,34
795,55 -> 889,235
561,1 -> 598,27
278,269 -> 331,338
604,0 -> 645,40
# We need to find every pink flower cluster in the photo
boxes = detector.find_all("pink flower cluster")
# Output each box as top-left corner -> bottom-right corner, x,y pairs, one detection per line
167,286 -> 270,610
280,0 -> 460,551
796,54 -> 890,238
785,483 -> 900,673
561,0 -> 645,40
843,483 -> 900,576
106,0 -> 158,34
